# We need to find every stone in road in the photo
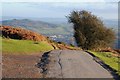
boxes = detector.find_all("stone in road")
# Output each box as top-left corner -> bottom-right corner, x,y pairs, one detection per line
45,50 -> 113,78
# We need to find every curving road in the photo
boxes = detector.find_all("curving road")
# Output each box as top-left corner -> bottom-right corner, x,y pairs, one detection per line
42,50 -> 114,78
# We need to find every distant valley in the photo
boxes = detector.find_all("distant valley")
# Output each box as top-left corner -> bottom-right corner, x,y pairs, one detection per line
1,19 -> 74,45
1,18 -> 119,48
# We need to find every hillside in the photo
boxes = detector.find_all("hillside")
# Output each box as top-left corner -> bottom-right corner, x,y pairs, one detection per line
1,19 -> 73,35
0,26 -> 54,54
0,25 -> 47,41
1,26 -> 80,54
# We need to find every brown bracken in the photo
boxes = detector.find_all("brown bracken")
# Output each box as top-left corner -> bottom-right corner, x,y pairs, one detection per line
0,25 -> 47,41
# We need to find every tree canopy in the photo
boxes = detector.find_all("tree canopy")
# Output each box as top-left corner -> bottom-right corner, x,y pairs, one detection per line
67,10 -> 115,50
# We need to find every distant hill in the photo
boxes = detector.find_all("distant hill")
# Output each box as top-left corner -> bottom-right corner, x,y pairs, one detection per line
2,19 -> 57,28
1,19 -> 73,35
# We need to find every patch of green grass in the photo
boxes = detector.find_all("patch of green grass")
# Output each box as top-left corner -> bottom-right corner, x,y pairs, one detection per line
88,50 -> 120,75
2,38 -> 54,55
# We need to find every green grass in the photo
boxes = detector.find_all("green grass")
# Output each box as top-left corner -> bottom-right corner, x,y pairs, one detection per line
88,50 -> 120,75
1,37 -> 54,55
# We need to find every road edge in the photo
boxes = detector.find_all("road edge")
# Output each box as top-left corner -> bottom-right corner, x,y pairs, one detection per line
85,50 -> 120,80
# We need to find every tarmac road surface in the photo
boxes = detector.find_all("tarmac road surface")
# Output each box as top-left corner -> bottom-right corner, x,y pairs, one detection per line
41,50 -> 114,78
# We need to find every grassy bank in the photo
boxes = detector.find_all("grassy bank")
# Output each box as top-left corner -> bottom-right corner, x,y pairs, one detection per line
1,37 -> 54,55
88,50 -> 120,75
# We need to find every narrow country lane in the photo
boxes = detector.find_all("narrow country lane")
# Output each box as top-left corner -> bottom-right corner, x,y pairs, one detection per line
38,50 -> 114,78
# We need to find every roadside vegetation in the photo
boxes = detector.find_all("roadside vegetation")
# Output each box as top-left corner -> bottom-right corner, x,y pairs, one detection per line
88,50 -> 120,75
49,40 -> 81,50
1,37 -> 54,55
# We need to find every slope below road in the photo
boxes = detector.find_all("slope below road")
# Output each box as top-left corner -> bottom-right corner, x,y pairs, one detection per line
40,50 -> 114,78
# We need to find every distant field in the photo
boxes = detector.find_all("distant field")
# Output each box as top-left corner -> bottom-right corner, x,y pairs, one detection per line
1,37 -> 54,55
88,51 -> 120,75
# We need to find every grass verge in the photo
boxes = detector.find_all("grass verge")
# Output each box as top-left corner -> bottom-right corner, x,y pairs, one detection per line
88,50 -> 120,76
1,37 -> 54,55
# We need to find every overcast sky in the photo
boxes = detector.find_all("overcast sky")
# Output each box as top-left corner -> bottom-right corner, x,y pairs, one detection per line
1,0 -> 119,20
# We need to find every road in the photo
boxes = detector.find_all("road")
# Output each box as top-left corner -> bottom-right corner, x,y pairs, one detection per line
40,50 -> 114,78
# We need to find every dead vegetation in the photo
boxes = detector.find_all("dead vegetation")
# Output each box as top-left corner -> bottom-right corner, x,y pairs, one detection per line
0,25 -> 47,41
